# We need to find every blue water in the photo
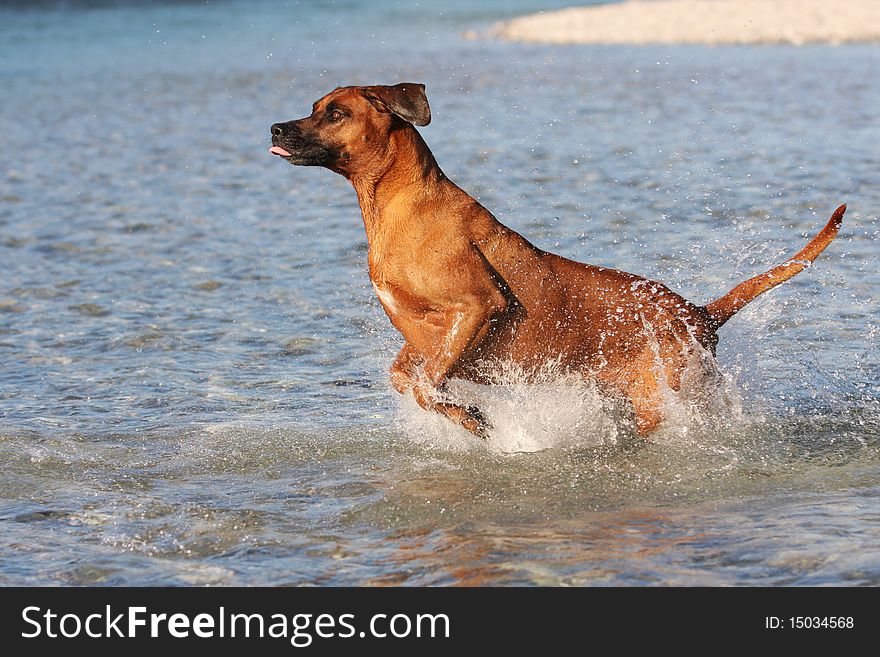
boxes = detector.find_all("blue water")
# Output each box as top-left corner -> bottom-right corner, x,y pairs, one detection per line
1,0 -> 878,585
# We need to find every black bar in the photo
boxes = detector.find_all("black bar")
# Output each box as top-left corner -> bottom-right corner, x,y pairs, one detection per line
1,587 -> 872,653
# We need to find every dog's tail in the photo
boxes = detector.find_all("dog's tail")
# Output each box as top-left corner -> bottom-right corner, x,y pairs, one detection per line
703,204 -> 846,330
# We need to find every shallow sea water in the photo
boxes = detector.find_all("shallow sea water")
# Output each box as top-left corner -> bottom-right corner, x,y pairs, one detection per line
1,0 -> 878,585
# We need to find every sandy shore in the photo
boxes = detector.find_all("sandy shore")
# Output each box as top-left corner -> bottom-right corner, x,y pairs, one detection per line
492,0 -> 880,46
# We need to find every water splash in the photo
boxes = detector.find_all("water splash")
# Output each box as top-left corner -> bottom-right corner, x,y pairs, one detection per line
394,352 -> 746,455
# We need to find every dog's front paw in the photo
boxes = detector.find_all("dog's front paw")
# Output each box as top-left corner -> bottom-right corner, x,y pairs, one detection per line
464,405 -> 491,439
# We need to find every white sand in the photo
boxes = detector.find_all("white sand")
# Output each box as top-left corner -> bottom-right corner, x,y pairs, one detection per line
492,0 -> 880,46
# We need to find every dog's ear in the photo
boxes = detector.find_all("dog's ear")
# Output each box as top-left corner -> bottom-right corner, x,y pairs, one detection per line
361,83 -> 431,127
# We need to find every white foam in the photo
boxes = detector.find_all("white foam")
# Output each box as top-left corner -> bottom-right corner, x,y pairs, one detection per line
395,361 -> 620,454
394,350 -> 744,455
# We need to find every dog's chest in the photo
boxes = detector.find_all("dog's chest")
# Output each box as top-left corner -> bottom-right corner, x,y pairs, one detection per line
372,281 -> 401,314
370,279 -> 439,332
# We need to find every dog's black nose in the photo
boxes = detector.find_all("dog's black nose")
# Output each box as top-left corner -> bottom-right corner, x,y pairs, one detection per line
271,123 -> 286,137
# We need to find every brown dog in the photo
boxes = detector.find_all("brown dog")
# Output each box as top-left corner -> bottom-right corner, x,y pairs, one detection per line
270,83 -> 844,437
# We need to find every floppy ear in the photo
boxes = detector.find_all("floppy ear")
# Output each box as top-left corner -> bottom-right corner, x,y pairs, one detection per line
361,83 -> 431,126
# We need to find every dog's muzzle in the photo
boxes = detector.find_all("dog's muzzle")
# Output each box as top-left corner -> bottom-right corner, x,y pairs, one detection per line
269,121 -> 338,167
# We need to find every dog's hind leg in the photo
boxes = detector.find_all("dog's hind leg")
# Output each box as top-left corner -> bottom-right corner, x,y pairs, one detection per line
605,348 -> 672,437
611,363 -> 662,436
628,385 -> 663,436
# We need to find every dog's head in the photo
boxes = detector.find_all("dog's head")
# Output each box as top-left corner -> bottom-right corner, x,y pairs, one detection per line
270,83 -> 430,176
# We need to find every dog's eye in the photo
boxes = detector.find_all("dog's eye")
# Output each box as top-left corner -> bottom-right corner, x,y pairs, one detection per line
328,109 -> 344,123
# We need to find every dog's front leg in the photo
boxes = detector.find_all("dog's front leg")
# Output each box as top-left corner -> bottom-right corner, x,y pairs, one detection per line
410,290 -> 509,438
390,339 -> 490,437
389,342 -> 422,394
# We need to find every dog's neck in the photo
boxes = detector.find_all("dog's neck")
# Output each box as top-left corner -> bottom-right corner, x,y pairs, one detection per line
348,125 -> 446,246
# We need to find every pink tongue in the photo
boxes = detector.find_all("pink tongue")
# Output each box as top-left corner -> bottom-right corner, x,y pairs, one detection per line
270,146 -> 292,157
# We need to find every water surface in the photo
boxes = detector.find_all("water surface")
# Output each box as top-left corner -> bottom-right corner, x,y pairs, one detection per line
1,0 -> 878,585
